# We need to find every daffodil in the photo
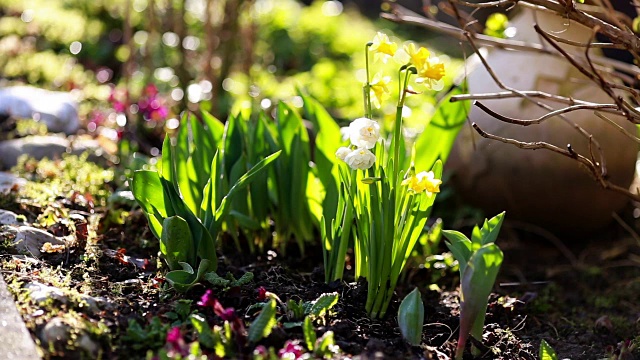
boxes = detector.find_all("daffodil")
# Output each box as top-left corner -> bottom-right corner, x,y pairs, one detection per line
416,57 -> 446,91
395,43 -> 431,69
349,117 -> 380,149
402,171 -> 442,196
344,148 -> 376,170
369,32 -> 397,63
369,72 -> 391,109
335,147 -> 351,161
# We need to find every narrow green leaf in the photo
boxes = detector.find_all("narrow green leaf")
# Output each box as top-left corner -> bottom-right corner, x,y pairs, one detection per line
248,299 -> 277,343
303,316 -> 316,351
539,339 -> 559,360
398,288 -> 424,346
412,87 -> 469,171
216,151 -> 282,221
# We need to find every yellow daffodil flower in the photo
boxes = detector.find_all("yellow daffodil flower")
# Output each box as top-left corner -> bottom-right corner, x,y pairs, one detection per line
416,57 -> 445,91
402,171 -> 442,197
395,43 -> 431,69
370,32 -> 397,63
369,72 -> 391,109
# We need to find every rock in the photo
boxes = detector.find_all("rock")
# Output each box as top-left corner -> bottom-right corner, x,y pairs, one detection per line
0,86 -> 79,134
24,282 -> 67,305
0,210 -> 25,225
40,317 -> 71,347
0,135 -> 107,169
12,226 -> 67,258
77,334 -> 99,357
447,8 -> 637,233
0,172 -> 26,193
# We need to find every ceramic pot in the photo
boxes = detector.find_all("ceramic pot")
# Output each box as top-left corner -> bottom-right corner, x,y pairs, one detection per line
447,8 -> 638,232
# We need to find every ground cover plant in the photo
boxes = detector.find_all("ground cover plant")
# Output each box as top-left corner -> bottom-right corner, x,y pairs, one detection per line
1,1 -> 640,360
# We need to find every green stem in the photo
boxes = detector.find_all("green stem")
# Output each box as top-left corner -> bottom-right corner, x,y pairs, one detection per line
364,44 -> 372,118
333,170 -> 356,281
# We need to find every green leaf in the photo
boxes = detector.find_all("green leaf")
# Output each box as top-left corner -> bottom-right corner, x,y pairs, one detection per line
479,211 -> 506,246
229,210 -> 262,230
216,151 -> 282,221
131,170 -> 167,239
412,87 -> 469,171
231,272 -> 254,287
161,216 -> 195,270
165,259 -> 211,292
315,331 -> 337,358
442,230 -> 473,276
398,288 -> 424,346
248,299 -> 277,343
303,316 -> 316,351
458,244 -> 503,351
539,339 -> 559,360
308,292 -> 339,318
299,93 -> 342,231
203,272 -> 231,287
190,314 -> 215,349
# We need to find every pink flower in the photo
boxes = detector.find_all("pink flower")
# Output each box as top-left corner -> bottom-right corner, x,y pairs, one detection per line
278,340 -> 306,359
213,299 -> 237,322
257,286 -> 267,301
198,289 -> 215,308
166,327 -> 181,347
253,345 -> 269,359
145,83 -> 159,97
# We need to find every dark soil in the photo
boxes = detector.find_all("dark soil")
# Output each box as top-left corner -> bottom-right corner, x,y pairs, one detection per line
1,188 -> 640,359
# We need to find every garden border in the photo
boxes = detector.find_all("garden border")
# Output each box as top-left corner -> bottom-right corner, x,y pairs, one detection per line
0,273 -> 41,360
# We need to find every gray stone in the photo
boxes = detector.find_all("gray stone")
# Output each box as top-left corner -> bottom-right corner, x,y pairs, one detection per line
24,282 -> 68,305
0,172 -> 26,193
40,317 -> 71,347
0,274 -> 40,359
12,226 -> 67,258
77,334 -> 99,356
0,209 -> 25,225
0,86 -> 79,134
0,135 -> 107,169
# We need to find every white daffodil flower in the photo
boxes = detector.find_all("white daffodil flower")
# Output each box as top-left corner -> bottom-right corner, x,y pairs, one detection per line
349,117 -> 380,149
344,148 -> 376,170
335,146 -> 352,161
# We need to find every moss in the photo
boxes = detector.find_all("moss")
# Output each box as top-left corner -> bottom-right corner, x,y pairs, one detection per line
12,153 -> 114,207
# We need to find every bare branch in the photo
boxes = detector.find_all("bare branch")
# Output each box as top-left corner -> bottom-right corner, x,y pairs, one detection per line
473,101 -> 619,126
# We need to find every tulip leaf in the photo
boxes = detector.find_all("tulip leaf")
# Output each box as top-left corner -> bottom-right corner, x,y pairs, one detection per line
442,229 -> 473,276
398,288 -> 424,346
161,216 -> 195,270
460,243 -> 503,345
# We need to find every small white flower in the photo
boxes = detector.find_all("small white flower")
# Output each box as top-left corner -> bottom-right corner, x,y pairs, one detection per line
344,148 -> 376,170
335,147 -> 351,161
349,117 -> 380,149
